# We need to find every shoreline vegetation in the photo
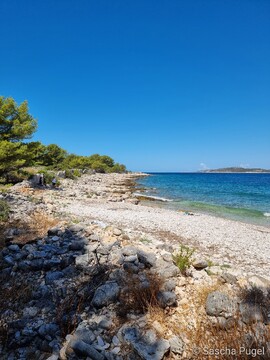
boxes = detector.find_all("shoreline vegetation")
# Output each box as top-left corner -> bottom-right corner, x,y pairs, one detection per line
1,172 -> 270,359
0,96 -> 127,186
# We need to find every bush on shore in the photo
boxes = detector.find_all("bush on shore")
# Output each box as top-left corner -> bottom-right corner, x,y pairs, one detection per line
0,199 -> 9,222
173,244 -> 195,275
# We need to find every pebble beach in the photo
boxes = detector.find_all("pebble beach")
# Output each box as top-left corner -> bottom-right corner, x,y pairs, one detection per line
55,173 -> 270,278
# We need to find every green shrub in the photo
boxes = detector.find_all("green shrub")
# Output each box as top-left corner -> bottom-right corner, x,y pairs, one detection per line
40,170 -> 53,183
173,244 -> 195,274
40,171 -> 60,186
64,169 -> 76,179
91,160 -> 108,173
4,169 -> 33,184
0,199 -> 10,221
0,184 -> 13,193
140,237 -> 152,244
72,169 -> 81,177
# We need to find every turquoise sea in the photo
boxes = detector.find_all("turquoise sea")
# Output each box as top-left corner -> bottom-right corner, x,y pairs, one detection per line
136,173 -> 270,227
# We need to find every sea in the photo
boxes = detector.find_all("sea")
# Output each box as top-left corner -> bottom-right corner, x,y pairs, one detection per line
136,173 -> 270,227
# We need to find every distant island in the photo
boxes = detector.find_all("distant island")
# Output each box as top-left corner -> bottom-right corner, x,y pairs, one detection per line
200,167 -> 270,173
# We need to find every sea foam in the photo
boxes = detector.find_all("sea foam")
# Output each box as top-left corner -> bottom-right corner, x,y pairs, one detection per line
134,193 -> 173,202
264,212 -> 270,217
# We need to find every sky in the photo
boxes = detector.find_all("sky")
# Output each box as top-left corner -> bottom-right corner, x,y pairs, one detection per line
0,0 -> 269,172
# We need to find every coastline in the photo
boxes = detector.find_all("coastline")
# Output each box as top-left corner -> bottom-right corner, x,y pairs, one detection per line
135,172 -> 270,228
45,173 -> 270,278
2,172 -> 270,359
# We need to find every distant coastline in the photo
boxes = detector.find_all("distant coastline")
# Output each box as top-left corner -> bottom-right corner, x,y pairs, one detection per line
200,167 -> 270,173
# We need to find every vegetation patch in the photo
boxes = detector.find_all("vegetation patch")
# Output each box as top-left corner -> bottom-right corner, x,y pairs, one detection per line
2,211 -> 59,246
0,199 -> 9,222
140,237 -> 152,244
0,96 -> 127,185
116,272 -> 163,318
173,244 -> 195,275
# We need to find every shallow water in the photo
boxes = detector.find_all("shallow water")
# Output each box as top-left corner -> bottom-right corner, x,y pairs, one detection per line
137,173 -> 270,227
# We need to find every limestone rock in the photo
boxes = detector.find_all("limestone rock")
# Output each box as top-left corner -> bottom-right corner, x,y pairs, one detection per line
192,258 -> 208,270
221,269 -> 244,284
154,258 -> 180,279
8,244 -> 20,252
122,326 -> 170,360
113,228 -> 122,236
206,291 -> 237,318
69,240 -> 85,251
73,328 -> 96,345
68,224 -> 85,233
22,307 -> 38,318
45,271 -> 64,284
38,323 -> 59,338
75,254 -> 91,268
69,339 -> 104,360
137,250 -> 156,268
157,291 -> 177,308
248,275 -> 270,291
48,227 -> 61,236
169,335 -> 185,355
92,282 -> 120,308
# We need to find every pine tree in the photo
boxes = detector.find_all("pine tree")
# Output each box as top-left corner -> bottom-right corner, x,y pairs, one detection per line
0,97 -> 37,179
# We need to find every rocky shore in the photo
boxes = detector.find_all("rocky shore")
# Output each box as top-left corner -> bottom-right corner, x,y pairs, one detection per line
1,173 -> 270,359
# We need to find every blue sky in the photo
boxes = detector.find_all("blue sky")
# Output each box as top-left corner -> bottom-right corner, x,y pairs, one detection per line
1,0 -> 269,172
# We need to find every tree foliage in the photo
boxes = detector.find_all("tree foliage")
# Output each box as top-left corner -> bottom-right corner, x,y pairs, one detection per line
0,96 -> 126,182
0,97 -> 37,179
25,141 -> 47,166
0,97 -> 37,142
0,141 -> 28,177
40,144 -> 67,167
58,153 -> 126,173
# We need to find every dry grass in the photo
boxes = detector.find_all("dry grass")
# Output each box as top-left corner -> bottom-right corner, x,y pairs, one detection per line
56,264 -> 112,337
1,210 -> 59,249
192,319 -> 270,359
182,284 -> 270,359
0,272 -> 34,348
0,272 -> 33,314
9,211 -> 59,245
116,272 -> 164,318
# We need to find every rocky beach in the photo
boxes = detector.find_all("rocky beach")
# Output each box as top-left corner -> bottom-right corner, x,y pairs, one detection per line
1,172 -> 270,360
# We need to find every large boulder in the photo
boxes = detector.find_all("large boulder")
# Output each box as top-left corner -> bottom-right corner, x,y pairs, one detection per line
248,275 -> 270,291
157,291 -> 177,308
222,269 -> 244,284
92,282 -> 120,308
122,326 -> 170,360
206,291 -> 237,318
153,258 -> 180,279
137,250 -> 156,268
